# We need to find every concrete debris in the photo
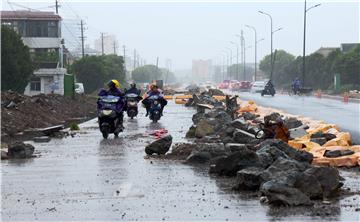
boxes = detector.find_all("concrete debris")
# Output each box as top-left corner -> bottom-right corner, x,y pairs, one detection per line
145,135 -> 173,155
7,142 -> 35,159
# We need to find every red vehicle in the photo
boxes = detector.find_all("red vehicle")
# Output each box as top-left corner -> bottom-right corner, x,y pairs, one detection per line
218,80 -> 231,89
239,81 -> 252,91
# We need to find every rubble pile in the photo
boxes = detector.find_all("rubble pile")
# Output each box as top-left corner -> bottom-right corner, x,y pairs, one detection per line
165,88 -> 356,206
1,90 -> 97,139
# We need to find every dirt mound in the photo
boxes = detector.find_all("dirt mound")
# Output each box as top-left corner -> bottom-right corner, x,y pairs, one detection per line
1,91 -> 97,137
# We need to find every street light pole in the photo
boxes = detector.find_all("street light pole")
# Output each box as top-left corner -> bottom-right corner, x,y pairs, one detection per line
226,47 -> 232,79
230,41 -> 239,80
302,0 -> 321,87
245,25 -> 258,81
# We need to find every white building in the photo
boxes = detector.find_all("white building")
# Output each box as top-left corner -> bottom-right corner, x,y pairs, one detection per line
1,10 -> 68,95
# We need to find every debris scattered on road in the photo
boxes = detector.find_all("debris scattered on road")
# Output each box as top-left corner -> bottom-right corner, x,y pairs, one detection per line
145,135 -> 173,155
6,142 -> 35,159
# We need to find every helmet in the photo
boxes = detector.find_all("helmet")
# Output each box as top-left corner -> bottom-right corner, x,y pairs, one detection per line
150,84 -> 158,90
130,83 -> 136,88
107,79 -> 120,88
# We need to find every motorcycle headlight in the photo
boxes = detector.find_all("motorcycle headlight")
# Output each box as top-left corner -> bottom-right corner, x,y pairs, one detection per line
102,110 -> 113,116
129,101 -> 137,106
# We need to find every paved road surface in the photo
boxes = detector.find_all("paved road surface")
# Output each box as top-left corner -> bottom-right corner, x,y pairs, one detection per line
2,101 -> 359,221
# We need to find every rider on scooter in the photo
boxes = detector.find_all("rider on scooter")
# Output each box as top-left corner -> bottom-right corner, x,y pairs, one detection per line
142,84 -> 167,117
98,79 -> 126,129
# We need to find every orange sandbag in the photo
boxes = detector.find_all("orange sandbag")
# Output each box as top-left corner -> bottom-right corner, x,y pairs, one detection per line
307,124 -> 339,135
238,100 -> 258,113
323,132 -> 352,147
175,98 -> 188,104
176,95 -> 192,99
164,95 -> 174,100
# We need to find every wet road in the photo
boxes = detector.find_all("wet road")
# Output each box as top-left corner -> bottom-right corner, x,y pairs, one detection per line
2,101 -> 359,221
229,91 -> 360,144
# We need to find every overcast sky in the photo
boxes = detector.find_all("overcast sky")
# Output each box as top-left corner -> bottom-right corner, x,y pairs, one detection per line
2,0 -> 359,70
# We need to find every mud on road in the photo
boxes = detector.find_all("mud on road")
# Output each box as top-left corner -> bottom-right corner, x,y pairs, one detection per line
1,101 -> 359,221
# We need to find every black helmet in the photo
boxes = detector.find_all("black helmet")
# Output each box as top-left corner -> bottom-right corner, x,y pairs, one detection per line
130,83 -> 136,88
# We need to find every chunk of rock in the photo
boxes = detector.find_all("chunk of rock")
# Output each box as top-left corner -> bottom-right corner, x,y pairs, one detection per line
168,143 -> 196,159
311,132 -> 337,141
225,143 -> 248,153
145,135 -> 173,155
323,149 -> 355,158
304,167 -> 342,198
310,137 -> 327,146
256,139 -> 313,163
233,129 -> 255,144
292,172 -> 323,199
289,127 -> 307,139
33,136 -> 51,143
230,118 -> 248,130
284,117 -> 303,129
235,167 -> 265,190
186,143 -> 230,164
260,180 -> 313,206
261,157 -> 310,182
210,147 -> 261,176
256,144 -> 289,168
185,126 -> 196,138
208,88 -> 225,96
7,142 -> 35,158
195,119 -> 215,138
240,112 -> 258,121
1,150 -> 9,160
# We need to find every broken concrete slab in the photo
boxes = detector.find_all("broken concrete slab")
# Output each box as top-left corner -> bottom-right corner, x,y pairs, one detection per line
33,136 -> 51,143
145,135 -> 173,155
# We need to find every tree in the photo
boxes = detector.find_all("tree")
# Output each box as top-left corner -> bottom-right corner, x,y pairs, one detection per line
259,50 -> 295,87
1,25 -> 34,93
333,45 -> 360,88
71,55 -> 126,94
132,65 -> 163,83
160,68 -> 177,84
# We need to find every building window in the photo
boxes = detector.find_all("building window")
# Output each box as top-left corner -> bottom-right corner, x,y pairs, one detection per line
30,77 -> 41,91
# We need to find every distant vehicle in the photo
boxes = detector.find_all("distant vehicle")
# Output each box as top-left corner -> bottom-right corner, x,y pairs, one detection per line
239,81 -> 252,91
75,83 -> 84,94
250,81 -> 266,93
218,80 -> 231,89
229,80 -> 240,91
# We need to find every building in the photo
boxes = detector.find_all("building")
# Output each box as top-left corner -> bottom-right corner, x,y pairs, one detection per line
192,59 -> 212,82
1,10 -> 70,96
341,43 -> 360,53
314,47 -> 339,57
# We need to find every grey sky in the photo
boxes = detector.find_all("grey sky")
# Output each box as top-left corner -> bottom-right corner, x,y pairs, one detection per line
2,0 -> 359,70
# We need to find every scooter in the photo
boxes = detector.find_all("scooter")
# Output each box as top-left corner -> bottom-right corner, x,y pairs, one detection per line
261,81 -> 276,97
148,95 -> 162,123
125,93 -> 140,119
97,95 -> 124,139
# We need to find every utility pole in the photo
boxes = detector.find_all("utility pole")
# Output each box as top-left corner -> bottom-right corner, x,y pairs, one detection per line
241,30 -> 245,80
113,41 -> 117,55
133,49 -> 136,70
230,41 -> 239,80
123,45 -> 126,69
156,57 -> 159,68
80,20 -> 85,58
242,35 -> 246,80
246,25 -> 258,81
55,0 -> 59,14
100,32 -> 105,55
302,0 -> 321,87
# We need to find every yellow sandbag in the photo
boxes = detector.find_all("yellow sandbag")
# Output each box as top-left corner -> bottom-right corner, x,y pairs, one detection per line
176,95 -> 193,99
323,133 -> 351,147
238,101 -> 258,113
288,140 -> 304,149
212,95 -> 226,101
175,98 -> 187,104
164,95 -> 174,100
303,141 -> 322,152
307,124 -> 339,135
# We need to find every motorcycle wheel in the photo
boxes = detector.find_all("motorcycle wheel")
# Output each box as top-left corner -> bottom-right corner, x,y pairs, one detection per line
261,91 -> 264,96
114,132 -> 119,137
102,131 -> 109,139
